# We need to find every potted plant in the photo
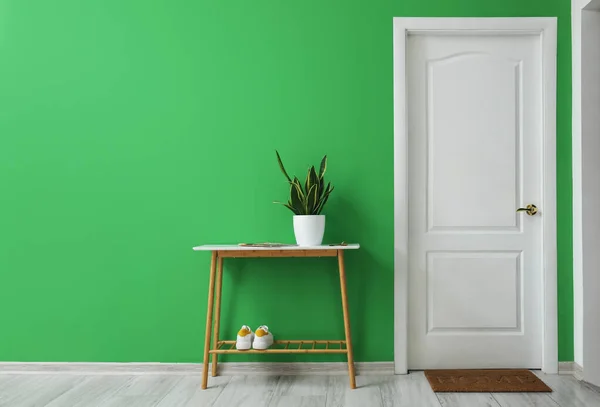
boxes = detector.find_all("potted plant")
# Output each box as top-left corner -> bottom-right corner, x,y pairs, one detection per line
274,150 -> 334,246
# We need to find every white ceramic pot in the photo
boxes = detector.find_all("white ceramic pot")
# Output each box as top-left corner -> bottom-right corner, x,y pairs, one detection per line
293,215 -> 325,246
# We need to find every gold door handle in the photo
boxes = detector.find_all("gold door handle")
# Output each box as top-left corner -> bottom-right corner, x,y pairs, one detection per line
516,204 -> 538,216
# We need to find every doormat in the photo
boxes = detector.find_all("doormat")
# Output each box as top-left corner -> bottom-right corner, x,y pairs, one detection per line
424,369 -> 552,392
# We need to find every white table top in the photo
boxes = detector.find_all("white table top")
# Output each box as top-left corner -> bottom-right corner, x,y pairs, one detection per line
193,244 -> 359,251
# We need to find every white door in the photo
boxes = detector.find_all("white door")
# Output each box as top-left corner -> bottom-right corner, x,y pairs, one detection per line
407,33 -> 543,369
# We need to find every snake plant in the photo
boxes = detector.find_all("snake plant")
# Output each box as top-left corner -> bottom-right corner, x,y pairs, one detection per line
274,150 -> 334,215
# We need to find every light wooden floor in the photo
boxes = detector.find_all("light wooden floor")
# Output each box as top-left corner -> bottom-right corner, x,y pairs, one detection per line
1,371 -> 599,407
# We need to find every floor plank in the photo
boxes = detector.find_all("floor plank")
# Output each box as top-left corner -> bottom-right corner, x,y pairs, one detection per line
491,392 -> 559,407
0,375 -> 87,407
0,375 -> 17,386
270,395 -> 326,407
0,375 -> 41,406
273,375 -> 330,397
267,375 -> 329,407
325,376 -> 385,407
0,374 -> 20,398
534,372 -> 600,407
379,372 -> 441,407
45,375 -> 134,407
98,375 -> 182,407
437,392 -> 500,407
155,375 -> 230,407
211,376 -> 280,407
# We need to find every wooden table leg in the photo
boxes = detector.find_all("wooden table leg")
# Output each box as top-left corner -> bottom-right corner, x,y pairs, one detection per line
202,251 -> 218,390
338,250 -> 356,389
211,256 -> 224,377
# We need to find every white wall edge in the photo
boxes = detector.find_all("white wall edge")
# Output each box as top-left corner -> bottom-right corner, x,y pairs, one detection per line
0,362 -> 394,376
573,0 -> 600,387
572,0 -> 591,371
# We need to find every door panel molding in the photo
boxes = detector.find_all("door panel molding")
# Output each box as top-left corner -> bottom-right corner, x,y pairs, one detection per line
393,17 -> 557,374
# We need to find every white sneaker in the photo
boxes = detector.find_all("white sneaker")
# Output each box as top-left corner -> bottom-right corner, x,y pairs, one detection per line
235,325 -> 254,350
252,325 -> 274,350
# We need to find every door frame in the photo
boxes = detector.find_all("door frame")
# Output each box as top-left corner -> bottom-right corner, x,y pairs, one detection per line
393,17 -> 558,374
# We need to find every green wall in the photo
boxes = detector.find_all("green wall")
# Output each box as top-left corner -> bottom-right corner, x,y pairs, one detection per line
0,0 -> 573,362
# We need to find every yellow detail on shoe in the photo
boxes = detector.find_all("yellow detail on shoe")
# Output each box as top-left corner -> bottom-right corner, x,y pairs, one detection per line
256,328 -> 268,337
238,327 -> 251,337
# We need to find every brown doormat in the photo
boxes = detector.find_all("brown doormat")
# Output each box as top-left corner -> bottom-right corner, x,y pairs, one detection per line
424,369 -> 552,392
